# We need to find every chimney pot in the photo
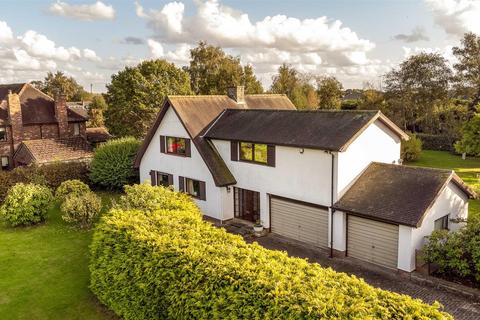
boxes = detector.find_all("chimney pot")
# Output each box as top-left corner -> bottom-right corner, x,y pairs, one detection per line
227,86 -> 245,104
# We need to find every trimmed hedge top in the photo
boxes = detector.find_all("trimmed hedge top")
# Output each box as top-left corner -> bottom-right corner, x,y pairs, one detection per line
90,185 -> 451,319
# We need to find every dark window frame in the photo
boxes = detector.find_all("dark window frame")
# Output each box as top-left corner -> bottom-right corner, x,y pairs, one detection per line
185,177 -> 202,199
179,176 -> 206,201
0,126 -> 7,142
239,141 -> 269,165
434,214 -> 449,231
165,136 -> 189,157
156,172 -> 172,187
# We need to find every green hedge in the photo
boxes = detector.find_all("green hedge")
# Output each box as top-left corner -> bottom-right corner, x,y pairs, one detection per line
416,133 -> 455,152
90,185 -> 451,319
0,162 -> 90,202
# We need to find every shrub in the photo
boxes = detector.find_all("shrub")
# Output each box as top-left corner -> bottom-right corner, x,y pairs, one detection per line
89,137 -> 141,190
424,220 -> 480,282
90,186 -> 451,319
0,161 -> 90,202
116,183 -> 197,213
56,179 -> 91,201
401,133 -> 422,162
61,192 -> 102,228
0,183 -> 53,227
417,133 -> 455,152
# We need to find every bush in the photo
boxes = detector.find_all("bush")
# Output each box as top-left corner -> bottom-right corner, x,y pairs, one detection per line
61,192 -> 102,228
401,133 -> 422,162
417,133 -> 455,152
89,137 -> 141,190
90,185 -> 450,319
56,179 -> 91,201
424,220 -> 480,282
0,183 -> 53,227
0,162 -> 90,202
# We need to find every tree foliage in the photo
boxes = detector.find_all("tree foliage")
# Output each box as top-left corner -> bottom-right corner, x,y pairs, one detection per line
384,53 -> 452,132
455,112 -> 480,156
104,60 -> 192,138
32,71 -> 87,101
401,134 -> 422,162
188,42 -> 263,95
316,76 -> 343,109
87,95 -> 108,128
453,32 -> 480,114
270,65 -> 318,109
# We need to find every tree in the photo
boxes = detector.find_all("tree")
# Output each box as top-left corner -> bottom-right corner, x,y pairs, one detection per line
104,60 -> 192,138
384,53 -> 452,132
270,64 -> 299,98
454,112 -> 480,156
316,76 -> 343,109
33,71 -> 86,101
189,42 -> 263,95
453,32 -> 480,114
87,95 -> 107,128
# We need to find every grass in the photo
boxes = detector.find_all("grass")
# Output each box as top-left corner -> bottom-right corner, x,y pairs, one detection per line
407,150 -> 480,220
0,192 -> 119,320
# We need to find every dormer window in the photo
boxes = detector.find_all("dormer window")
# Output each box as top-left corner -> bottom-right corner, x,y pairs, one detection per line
0,127 -> 6,141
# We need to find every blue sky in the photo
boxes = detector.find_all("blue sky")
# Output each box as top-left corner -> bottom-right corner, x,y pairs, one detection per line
0,0 -> 479,92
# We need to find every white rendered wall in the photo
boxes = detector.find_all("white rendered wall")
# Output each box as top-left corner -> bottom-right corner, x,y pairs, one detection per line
213,140 -> 334,228
337,120 -> 401,197
398,182 -> 469,272
139,107 -> 223,220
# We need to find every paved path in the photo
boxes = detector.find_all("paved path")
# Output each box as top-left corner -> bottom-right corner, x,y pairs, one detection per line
248,233 -> 480,320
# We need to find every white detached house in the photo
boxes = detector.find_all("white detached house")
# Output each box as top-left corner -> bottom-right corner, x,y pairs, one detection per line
134,86 -> 476,273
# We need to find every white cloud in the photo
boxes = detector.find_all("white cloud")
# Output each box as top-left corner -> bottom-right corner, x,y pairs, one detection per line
402,45 -> 457,65
147,39 -> 164,58
147,39 -> 191,64
0,21 -> 13,43
425,0 -> 480,35
19,30 -> 82,61
49,1 -> 115,21
83,48 -> 101,61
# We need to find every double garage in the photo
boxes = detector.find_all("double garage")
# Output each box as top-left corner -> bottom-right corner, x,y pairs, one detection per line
269,195 -> 400,270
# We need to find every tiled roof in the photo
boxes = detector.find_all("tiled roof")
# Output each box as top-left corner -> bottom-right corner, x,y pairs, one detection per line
86,127 -> 111,143
134,94 -> 296,186
19,137 -> 93,164
204,109 -> 407,151
333,162 -> 476,227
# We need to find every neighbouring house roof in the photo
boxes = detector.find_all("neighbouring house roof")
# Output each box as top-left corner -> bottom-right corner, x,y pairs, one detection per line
86,127 -> 111,143
204,109 -> 408,151
0,83 -> 88,125
14,137 -> 93,164
333,162 -> 476,227
134,94 -> 295,186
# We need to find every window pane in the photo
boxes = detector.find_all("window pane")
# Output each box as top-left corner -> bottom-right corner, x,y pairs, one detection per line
254,144 -> 268,163
74,123 -> 80,135
167,137 -> 186,155
434,215 -> 449,230
1,157 -> 8,168
186,178 -> 200,197
0,127 -> 6,141
157,173 -> 170,187
240,142 -> 253,161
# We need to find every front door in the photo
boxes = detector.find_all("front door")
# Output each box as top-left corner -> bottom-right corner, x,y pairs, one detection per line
234,187 -> 260,222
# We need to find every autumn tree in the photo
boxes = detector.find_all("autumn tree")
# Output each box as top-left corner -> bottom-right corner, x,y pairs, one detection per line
33,71 -> 86,101
316,76 -> 343,109
384,52 -> 452,131
453,32 -> 480,114
188,42 -> 263,95
104,59 -> 192,138
87,95 -> 108,128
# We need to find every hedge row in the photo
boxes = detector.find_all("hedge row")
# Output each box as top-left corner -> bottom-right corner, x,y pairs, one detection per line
416,133 -> 456,152
0,162 -> 89,202
90,185 -> 451,319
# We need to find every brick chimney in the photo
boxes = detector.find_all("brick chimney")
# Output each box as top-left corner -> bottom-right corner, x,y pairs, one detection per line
54,93 -> 68,138
227,86 -> 245,104
7,90 -> 23,149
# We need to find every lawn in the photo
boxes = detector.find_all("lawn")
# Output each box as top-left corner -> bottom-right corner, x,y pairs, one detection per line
407,150 -> 480,220
0,192 -> 119,320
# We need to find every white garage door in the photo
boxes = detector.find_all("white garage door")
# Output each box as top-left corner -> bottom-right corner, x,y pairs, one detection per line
347,215 -> 399,269
270,196 -> 329,248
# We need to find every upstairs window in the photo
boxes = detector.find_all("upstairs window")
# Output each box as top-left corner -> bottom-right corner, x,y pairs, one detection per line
434,215 -> 449,231
240,142 -> 268,164
0,127 -> 6,141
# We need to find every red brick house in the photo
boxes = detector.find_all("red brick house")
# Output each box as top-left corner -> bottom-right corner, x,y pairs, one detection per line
0,83 -> 94,170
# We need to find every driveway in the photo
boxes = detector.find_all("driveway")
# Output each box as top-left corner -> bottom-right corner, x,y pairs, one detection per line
247,233 -> 480,320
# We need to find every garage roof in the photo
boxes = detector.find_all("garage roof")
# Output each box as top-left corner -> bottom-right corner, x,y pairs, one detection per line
203,109 -> 408,151
333,162 -> 476,227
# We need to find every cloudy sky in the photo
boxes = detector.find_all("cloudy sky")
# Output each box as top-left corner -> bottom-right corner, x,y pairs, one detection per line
1,0 -> 479,92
